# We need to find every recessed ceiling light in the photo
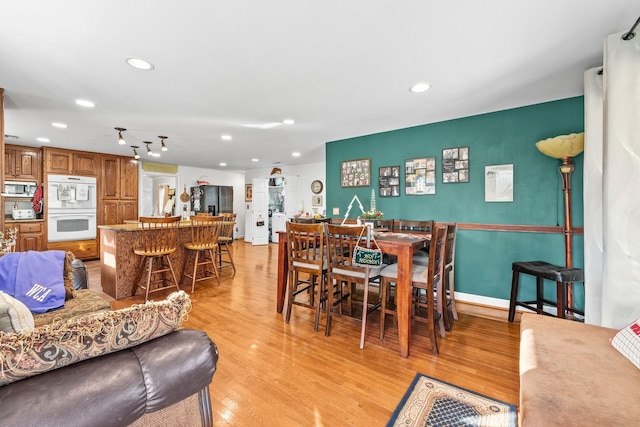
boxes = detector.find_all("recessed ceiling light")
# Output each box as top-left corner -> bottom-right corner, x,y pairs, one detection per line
51,122 -> 68,128
219,162 -> 227,167
37,137 -> 50,143
75,99 -> 96,108
221,134 -> 232,141
251,158 -> 259,162
282,119 -> 295,125
410,82 -> 431,93
243,122 -> 283,129
292,152 -> 301,157
126,57 -> 155,70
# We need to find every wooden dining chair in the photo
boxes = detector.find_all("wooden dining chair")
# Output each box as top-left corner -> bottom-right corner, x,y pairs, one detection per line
285,221 -> 327,332
379,225 -> 446,355
442,223 -> 459,331
182,215 -> 223,292
324,223 -> 386,348
396,219 -> 435,266
132,216 -> 182,301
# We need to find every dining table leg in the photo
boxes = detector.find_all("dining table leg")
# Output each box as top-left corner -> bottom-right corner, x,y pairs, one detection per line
277,233 -> 288,313
396,245 -> 412,358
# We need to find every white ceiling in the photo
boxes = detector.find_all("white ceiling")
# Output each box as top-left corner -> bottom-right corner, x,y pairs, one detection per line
1,1 -> 637,172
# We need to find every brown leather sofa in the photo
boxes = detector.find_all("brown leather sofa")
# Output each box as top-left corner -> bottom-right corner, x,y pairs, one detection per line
0,329 -> 219,427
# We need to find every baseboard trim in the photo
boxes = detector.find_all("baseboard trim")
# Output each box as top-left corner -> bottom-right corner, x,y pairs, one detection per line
456,299 -> 523,323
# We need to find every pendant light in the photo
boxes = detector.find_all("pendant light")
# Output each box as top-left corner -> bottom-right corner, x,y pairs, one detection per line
115,127 -> 127,145
159,135 -> 168,152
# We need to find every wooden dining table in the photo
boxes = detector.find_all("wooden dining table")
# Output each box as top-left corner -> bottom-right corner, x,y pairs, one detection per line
276,229 -> 430,358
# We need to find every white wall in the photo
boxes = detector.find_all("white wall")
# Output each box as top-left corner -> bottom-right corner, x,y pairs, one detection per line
245,161 -> 327,216
136,160 -> 325,239
137,163 -> 246,238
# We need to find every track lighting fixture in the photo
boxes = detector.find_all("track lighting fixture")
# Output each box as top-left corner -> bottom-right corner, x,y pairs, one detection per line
159,135 -> 168,152
131,145 -> 140,160
115,127 -> 127,145
144,141 -> 153,156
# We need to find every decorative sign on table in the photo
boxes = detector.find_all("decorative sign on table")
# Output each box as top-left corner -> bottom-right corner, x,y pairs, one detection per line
442,146 -> 469,183
405,157 -> 436,195
379,166 -> 400,197
341,158 -> 371,188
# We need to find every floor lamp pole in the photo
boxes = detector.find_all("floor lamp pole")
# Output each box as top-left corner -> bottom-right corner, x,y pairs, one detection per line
559,157 -> 575,308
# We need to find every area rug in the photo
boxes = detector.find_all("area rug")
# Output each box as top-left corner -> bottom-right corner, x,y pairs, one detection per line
386,373 -> 516,427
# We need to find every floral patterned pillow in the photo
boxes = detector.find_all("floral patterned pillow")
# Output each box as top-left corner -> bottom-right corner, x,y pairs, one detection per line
0,291 -> 191,386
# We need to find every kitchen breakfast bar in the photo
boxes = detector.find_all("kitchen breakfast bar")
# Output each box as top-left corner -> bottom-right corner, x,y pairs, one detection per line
99,220 -> 201,300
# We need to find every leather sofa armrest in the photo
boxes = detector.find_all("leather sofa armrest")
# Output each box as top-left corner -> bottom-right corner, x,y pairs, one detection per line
0,329 -> 218,427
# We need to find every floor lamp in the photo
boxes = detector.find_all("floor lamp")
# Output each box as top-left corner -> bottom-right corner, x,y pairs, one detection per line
535,132 -> 585,309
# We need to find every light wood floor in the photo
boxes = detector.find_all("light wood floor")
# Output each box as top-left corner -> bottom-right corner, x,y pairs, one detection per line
86,241 -> 520,426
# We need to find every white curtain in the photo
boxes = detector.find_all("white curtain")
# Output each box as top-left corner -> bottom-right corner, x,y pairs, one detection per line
585,30 -> 640,328
583,67 -> 604,326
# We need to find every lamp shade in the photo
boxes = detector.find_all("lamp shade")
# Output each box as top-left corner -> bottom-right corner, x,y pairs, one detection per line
535,132 -> 584,159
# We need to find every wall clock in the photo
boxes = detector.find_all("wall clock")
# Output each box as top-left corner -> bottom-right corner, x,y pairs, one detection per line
311,180 -> 323,194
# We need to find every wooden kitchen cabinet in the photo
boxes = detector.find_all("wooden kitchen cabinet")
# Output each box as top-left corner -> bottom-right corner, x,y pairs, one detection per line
4,145 -> 41,182
13,220 -> 44,252
102,200 -> 137,225
43,147 -> 98,176
101,155 -> 138,200
100,155 -> 138,225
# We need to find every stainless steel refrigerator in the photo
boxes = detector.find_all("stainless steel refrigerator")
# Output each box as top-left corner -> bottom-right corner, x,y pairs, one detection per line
190,185 -> 234,215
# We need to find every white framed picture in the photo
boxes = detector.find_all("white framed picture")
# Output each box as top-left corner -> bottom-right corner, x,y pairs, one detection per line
312,195 -> 323,206
485,164 -> 514,202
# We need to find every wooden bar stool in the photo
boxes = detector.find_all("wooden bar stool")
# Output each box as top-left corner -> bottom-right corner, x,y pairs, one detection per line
132,216 -> 182,301
182,215 -> 223,292
217,213 -> 236,274
508,261 -> 585,322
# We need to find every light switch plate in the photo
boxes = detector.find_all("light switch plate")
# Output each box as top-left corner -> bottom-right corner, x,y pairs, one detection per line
332,207 -> 340,215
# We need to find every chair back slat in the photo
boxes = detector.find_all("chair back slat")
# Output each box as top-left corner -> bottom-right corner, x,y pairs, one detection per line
397,219 -> 434,233
286,222 -> 325,274
137,216 -> 181,255
444,223 -> 457,267
427,226 -> 447,288
189,215 -> 223,248
324,223 -> 371,274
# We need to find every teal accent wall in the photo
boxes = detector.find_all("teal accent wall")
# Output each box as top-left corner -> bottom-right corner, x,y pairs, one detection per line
326,97 -> 585,307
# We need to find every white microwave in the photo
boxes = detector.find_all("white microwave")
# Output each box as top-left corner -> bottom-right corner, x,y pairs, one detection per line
2,181 -> 37,198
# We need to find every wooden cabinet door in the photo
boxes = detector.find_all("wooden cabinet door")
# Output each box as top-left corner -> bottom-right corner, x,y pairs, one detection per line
119,201 -> 138,223
102,201 -> 120,225
101,155 -> 120,199
73,152 -> 98,176
4,149 -> 16,178
15,148 -> 40,181
45,148 -> 72,174
120,158 -> 138,199
19,233 -> 42,252
15,221 -> 44,251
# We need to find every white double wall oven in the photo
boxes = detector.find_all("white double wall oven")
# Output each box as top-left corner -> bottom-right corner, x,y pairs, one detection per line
47,174 -> 97,243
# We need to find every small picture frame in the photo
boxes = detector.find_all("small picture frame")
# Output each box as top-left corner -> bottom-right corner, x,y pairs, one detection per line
379,165 -> 400,197
442,146 -> 470,183
312,195 -> 323,206
245,184 -> 253,201
405,157 -> 436,195
341,158 -> 371,188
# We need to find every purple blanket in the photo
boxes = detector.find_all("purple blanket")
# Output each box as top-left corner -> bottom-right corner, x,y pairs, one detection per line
0,250 -> 66,313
